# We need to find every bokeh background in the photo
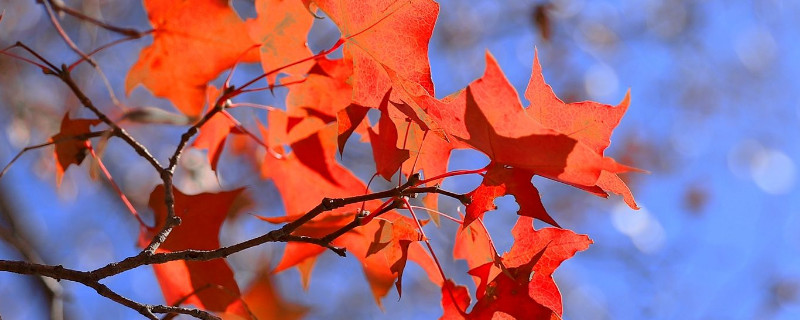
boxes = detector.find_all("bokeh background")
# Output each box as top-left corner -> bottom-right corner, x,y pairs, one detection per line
1,0 -> 799,319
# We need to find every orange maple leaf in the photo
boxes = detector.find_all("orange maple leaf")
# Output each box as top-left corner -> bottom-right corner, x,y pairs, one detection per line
50,113 -> 101,186
366,216 -> 429,297
247,0 -> 314,85
287,58 -> 355,121
443,217 -> 592,320
259,125 -> 441,305
525,52 -> 640,209
312,0 -> 438,108
416,53 -> 639,228
192,86 -> 243,172
220,272 -> 309,320
464,163 -> 558,228
368,90 -> 410,180
140,185 -> 246,315
126,0 -> 259,117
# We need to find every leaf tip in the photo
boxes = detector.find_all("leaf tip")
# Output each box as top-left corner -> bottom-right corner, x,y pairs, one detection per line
618,88 -> 631,108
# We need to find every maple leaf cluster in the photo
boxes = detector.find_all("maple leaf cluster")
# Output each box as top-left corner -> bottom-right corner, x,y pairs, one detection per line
12,0 -> 641,319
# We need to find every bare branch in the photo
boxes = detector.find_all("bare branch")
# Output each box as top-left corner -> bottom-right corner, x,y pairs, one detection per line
1,42 -> 59,72
56,68 -> 164,173
0,174 -> 468,318
141,105 -> 227,254
407,186 -> 472,205
45,0 -> 147,38
40,0 -> 135,109
0,259 -> 219,320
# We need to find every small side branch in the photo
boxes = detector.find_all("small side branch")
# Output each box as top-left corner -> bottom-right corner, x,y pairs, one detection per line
0,131 -> 108,180
407,186 -> 472,205
56,68 -> 164,173
142,102 -> 229,254
45,0 -> 147,38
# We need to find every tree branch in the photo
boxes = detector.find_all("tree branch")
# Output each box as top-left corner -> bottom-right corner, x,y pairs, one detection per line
142,102 -> 229,255
0,172 -> 469,318
3,36 -> 474,319
0,130 -> 109,180
44,0 -> 148,38
0,259 -> 219,320
56,67 -> 164,173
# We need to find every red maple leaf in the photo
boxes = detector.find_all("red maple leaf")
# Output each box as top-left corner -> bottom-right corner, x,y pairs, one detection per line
525,51 -> 640,209
126,0 -> 259,117
368,90 -> 410,180
410,52 -> 639,229
473,217 -> 592,319
311,0 -> 438,108
336,104 -> 371,154
453,219 -> 501,286
192,86 -> 243,172
247,0 -> 314,86
140,185 -> 246,315
424,53 -> 612,185
219,272 -> 309,320
442,217 -> 592,319
366,216 -> 429,297
50,113 -> 101,186
287,57 -> 355,122
464,163 -> 558,228
441,280 -> 471,320
259,125 -> 441,305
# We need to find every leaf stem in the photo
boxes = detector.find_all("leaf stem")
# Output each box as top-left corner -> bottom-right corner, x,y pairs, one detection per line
402,197 -> 447,283
45,0 -> 147,37
0,131 -> 108,180
87,146 -> 152,229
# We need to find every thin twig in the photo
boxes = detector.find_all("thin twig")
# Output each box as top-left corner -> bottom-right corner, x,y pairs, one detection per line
88,145 -> 151,229
409,205 -> 463,224
40,0 -> 130,109
142,102 -> 229,254
402,197 -> 448,282
56,68 -> 163,171
3,42 -> 58,71
0,46 -> 52,71
68,35 -> 148,71
407,186 -> 472,205
46,0 -> 146,37
0,259 -> 219,320
0,131 -> 108,180
40,0 -> 93,68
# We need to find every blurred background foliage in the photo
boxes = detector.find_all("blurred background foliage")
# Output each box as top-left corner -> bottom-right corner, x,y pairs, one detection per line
1,0 -> 799,319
